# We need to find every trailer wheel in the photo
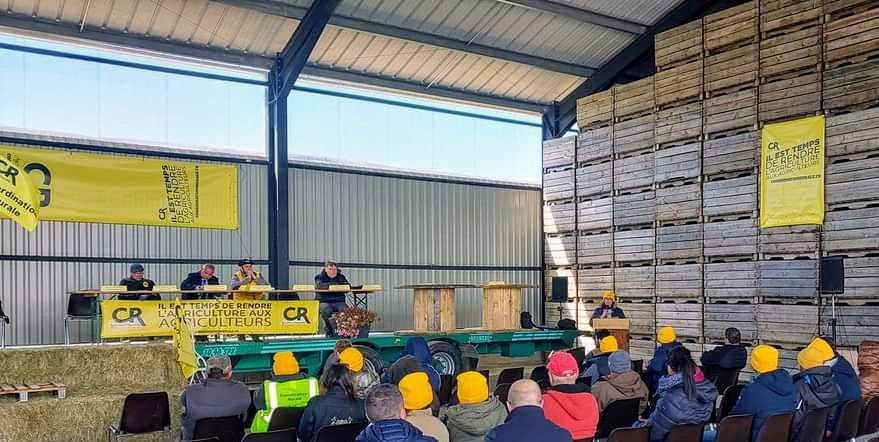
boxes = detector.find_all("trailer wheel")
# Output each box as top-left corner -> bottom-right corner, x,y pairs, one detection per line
355,345 -> 384,377
428,340 -> 462,375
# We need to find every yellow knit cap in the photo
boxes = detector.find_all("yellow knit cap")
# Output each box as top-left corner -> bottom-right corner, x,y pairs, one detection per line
273,352 -> 300,376
808,337 -> 835,362
602,290 -> 616,301
339,347 -> 364,372
798,346 -> 825,370
399,372 -> 433,410
751,345 -> 780,374
599,336 -> 619,353
657,326 -> 676,344
456,371 -> 489,405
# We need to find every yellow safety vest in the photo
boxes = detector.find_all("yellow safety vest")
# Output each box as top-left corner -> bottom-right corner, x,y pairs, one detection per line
251,377 -> 319,433
233,270 -> 264,300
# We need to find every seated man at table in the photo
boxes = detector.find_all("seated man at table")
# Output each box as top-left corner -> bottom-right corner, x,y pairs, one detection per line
314,260 -> 350,337
118,263 -> 160,300
230,259 -> 268,301
181,356 -> 251,440
180,263 -> 221,300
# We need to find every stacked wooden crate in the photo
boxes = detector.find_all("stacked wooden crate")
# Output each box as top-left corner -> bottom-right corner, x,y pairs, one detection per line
823,0 -> 879,115
543,136 -> 578,303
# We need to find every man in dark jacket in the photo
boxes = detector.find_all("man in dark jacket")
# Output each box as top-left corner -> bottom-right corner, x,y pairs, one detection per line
700,327 -> 747,379
356,383 -> 437,442
485,379 -> 572,442
314,260 -> 350,337
810,337 -> 862,402
728,344 -> 797,441
118,263 -> 159,300
181,356 -> 251,440
647,326 -> 682,394
180,264 -> 221,300
793,346 -> 842,441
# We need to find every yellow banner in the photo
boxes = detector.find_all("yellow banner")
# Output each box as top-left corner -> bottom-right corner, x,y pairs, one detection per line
172,300 -> 199,379
2,145 -> 238,229
760,115 -> 825,227
0,150 -> 42,231
100,300 -> 320,338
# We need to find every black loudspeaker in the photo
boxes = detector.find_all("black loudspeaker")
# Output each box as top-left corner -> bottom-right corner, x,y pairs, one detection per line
551,277 -> 568,302
821,256 -> 845,294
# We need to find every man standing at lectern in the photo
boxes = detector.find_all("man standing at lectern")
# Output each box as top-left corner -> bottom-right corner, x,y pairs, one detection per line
314,260 -> 350,337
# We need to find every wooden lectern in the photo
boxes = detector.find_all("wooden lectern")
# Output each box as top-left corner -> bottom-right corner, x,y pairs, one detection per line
592,318 -> 631,352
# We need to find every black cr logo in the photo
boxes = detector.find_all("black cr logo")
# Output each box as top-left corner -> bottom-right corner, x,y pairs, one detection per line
112,307 -> 145,325
768,141 -> 780,150
283,307 -> 310,324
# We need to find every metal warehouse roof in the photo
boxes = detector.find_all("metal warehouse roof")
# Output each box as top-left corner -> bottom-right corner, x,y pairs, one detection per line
0,0 -> 685,113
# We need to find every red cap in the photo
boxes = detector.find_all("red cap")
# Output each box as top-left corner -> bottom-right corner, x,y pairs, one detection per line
547,351 -> 579,377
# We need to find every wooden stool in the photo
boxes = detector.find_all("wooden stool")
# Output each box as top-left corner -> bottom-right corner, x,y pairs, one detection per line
398,284 -> 478,332
481,283 -> 536,330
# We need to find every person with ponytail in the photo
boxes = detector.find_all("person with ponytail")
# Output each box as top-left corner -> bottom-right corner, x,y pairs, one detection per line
635,346 -> 718,442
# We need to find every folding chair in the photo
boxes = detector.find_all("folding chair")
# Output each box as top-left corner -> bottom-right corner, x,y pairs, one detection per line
497,367 -> 524,385
267,406 -> 306,431
107,392 -> 172,441
714,414 -> 753,442
755,412 -> 794,442
830,399 -> 864,442
315,422 -> 368,442
607,426 -> 649,442
438,374 -> 454,406
64,293 -> 98,345
708,368 -> 740,397
494,383 -> 513,405
192,415 -> 244,442
665,423 -> 704,442
595,398 -> 641,439
717,384 -> 746,421
0,300 -> 8,348
861,396 -> 879,436
794,407 -> 831,442
241,428 -> 297,441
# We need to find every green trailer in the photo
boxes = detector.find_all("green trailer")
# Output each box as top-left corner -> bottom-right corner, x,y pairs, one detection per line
196,328 -> 583,376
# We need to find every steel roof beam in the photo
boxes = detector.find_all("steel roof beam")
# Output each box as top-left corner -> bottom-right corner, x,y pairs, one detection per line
499,0 -> 647,34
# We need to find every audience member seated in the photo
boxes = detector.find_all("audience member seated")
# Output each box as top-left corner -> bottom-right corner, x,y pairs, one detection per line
383,355 -> 421,385
700,327 -> 747,377
647,326 -> 683,394
809,337 -> 862,402
485,379 -> 572,442
181,356 -> 250,441
726,345 -> 797,441
251,351 -> 318,433
582,335 -> 618,385
118,263 -> 159,300
299,363 -> 367,442
443,371 -> 507,442
340,347 -> 380,400
591,350 -> 649,414
792,346 -> 842,441
635,346 -> 717,442
399,372 -> 449,442
543,351 -> 600,440
355,383 -> 437,442
398,337 -> 441,393
323,339 -> 353,374
586,329 -> 612,359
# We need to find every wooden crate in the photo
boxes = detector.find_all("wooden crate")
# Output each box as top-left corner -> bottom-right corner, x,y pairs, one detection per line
655,102 -> 702,147
760,25 -> 823,79
758,259 -> 819,300
757,303 -> 819,345
705,44 -> 759,95
823,58 -> 879,114
656,224 -> 703,263
656,61 -> 703,109
544,234 -> 577,267
703,88 -> 758,136
578,232 -> 614,267
578,126 -> 613,164
577,89 -> 614,129
656,263 -> 703,298
629,336 -> 656,362
614,77 -> 655,121
614,228 -> 655,263
544,200 -> 576,234
655,142 -> 701,184
577,196 -> 613,233
578,268 -> 614,300
614,266 -> 656,299
760,0 -> 824,36
759,225 -> 820,258
826,156 -> 879,208
820,304 -> 879,347
826,107 -> 879,158
613,114 -> 655,156
656,302 -> 703,339
543,168 -> 575,202
703,219 -> 758,259
545,301 -> 578,324
704,303 -> 757,343
836,256 -> 879,299
703,131 -> 759,176
613,191 -> 655,227
778,347 -> 804,372
655,19 -> 703,70
545,268 -> 578,301
543,136 -> 576,170
823,207 -> 879,254
705,261 -> 759,300
576,161 -> 613,198
656,183 -> 702,223
703,175 -> 758,221
614,153 -> 655,193
618,299 -> 656,336
704,1 -> 758,53
759,71 -> 822,123
824,4 -> 879,67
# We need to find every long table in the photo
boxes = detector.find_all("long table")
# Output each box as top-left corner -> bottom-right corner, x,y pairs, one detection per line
68,287 -> 380,308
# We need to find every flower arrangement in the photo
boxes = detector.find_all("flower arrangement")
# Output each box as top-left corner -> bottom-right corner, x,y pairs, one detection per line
331,307 -> 380,338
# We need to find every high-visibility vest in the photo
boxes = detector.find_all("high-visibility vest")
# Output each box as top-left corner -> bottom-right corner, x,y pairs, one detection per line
233,271 -> 264,300
250,377 -> 319,433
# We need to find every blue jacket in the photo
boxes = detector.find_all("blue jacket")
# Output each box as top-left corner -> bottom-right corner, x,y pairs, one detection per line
355,419 -> 437,442
831,354 -> 862,402
643,373 -> 718,442
647,342 -> 682,392
402,337 -> 441,393
730,369 -> 797,441
485,405 -> 572,442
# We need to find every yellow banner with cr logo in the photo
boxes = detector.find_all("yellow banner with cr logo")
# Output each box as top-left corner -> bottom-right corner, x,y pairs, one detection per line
1,145 -> 238,229
760,115 -> 825,227
101,300 -> 319,338
0,149 -> 42,231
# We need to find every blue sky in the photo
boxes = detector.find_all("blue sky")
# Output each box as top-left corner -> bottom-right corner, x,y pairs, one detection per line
0,33 -> 546,184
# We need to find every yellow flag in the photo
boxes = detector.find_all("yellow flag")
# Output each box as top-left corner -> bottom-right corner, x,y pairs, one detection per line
0,150 -> 41,231
172,300 -> 199,379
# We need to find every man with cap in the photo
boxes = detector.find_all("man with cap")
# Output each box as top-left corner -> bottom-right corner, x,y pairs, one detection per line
591,350 -> 649,413
647,326 -> 682,394
727,344 -> 797,442
250,351 -> 319,433
543,351 -> 600,440
793,345 -> 843,440
118,264 -> 159,300
485,379 -> 572,442
230,259 -> 268,301
340,347 -> 379,400
809,337 -> 862,403
444,371 -> 507,442
181,356 -> 251,441
314,260 -> 351,337
399,372 -> 449,442
591,290 -> 626,320
581,335 -> 618,385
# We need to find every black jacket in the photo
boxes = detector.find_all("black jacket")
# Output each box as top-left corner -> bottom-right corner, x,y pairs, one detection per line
118,277 -> 159,300
700,344 -> 747,372
591,306 -> 626,319
299,385 -> 366,442
314,270 -> 350,303
180,272 -> 220,299
484,405 -> 572,442
793,366 -> 842,440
